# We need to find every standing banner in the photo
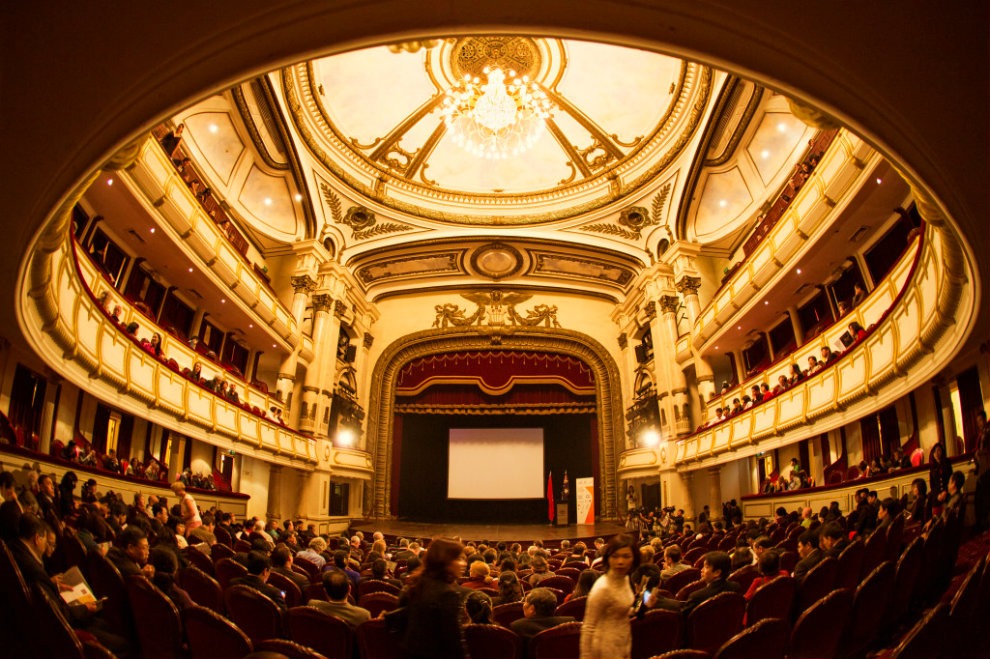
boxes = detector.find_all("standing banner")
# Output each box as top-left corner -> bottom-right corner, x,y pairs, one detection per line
546,472 -> 554,522
576,477 -> 595,524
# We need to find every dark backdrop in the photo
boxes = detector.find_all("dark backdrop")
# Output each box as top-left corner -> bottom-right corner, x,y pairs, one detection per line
397,413 -> 594,523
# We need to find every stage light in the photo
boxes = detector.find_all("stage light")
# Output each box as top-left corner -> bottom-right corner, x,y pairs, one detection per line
336,428 -> 356,447
641,429 -> 661,447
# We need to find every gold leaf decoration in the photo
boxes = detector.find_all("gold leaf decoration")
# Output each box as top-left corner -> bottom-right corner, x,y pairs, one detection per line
320,182 -> 343,223
579,223 -> 640,240
352,222 -> 412,241
652,183 -> 672,224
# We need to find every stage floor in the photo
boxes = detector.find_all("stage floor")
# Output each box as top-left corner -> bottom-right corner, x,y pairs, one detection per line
350,519 -> 626,544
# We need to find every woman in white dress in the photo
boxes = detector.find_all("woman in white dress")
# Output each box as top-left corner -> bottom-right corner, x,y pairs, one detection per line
580,533 -> 640,658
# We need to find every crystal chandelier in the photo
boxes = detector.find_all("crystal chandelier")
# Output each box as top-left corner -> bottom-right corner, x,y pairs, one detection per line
440,67 -> 554,159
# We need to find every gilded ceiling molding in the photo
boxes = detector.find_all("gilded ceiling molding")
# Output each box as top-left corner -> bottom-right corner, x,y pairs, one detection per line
319,184 -> 412,241
432,290 -> 560,329
703,80 -> 765,167
529,251 -> 634,288
365,327 -> 624,520
231,84 -> 289,171
357,252 -> 462,286
786,96 -> 840,131
282,61 -> 712,226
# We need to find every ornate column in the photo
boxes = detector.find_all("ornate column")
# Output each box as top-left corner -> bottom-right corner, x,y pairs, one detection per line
681,470 -> 695,521
659,295 -> 691,436
676,275 -> 703,325
266,465 -> 283,523
708,465 -> 723,522
787,305 -> 805,346
298,293 -> 334,434
276,275 -> 317,406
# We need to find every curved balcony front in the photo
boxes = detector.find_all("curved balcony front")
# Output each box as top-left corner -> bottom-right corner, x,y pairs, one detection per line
19,209 -> 317,468
120,136 -> 298,349
674,218 -> 975,469
692,129 -> 877,350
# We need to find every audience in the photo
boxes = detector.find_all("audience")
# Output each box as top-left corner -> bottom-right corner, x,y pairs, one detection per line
309,570 -> 371,627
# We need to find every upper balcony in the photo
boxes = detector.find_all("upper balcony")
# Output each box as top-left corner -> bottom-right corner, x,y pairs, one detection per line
673,219 -> 975,468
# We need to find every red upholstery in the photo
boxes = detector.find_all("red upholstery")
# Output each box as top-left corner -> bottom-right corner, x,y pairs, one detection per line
554,595 -> 588,621
464,622 -> 522,659
861,529 -> 888,579
355,618 -> 404,659
213,525 -> 233,548
182,545 -> 215,575
493,601 -> 525,627
650,651 -> 711,659
304,582 -> 329,602
663,567 -> 701,595
182,605 -> 253,659
294,555 -> 321,581
177,565 -> 224,613
556,566 -> 582,580
127,575 -> 184,659
728,564 -> 758,595
358,591 -> 399,617
788,588 -> 853,659
211,542 -> 235,562
529,620 -> 582,659
884,536 -> 923,629
357,578 -> 400,598
746,575 -> 795,625
213,557 -> 247,590
538,575 -> 576,593
224,584 -> 285,644
542,586 -> 567,606
778,550 -> 799,573
797,556 -> 838,612
687,592 -> 746,655
714,616 -> 788,659
286,606 -> 354,659
946,562 -> 982,655
256,638 -> 329,659
839,561 -> 896,657
836,540 -> 864,592
676,579 -> 705,601
29,583 -> 86,658
887,602 -> 948,659
631,608 -> 682,659
884,513 -> 906,563
86,549 -> 132,635
269,570 -> 303,608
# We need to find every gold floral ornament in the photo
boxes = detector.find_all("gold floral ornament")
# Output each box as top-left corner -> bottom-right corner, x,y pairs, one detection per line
433,290 -> 561,329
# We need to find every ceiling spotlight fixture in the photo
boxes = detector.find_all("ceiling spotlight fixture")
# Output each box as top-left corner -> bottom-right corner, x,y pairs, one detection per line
641,429 -> 661,447
760,150 -> 770,159
149,228 -> 155,233
876,177 -> 883,184
764,300 -> 769,305
294,193 -> 303,201
441,67 -> 554,160
188,267 -> 193,272
718,200 -> 727,208
208,123 -> 218,133
264,198 -> 272,206
106,178 -> 114,186
777,122 -> 788,132
248,324 -> 253,328
220,298 -> 225,303
796,268 -> 802,274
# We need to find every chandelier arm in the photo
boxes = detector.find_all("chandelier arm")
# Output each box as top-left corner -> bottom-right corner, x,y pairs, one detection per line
369,94 -> 446,163
545,118 -> 594,178
541,88 -> 626,161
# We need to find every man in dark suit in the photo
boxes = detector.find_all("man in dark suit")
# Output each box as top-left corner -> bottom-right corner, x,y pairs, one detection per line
651,551 -> 741,617
231,550 -> 288,610
106,525 -> 155,579
510,587 -> 576,656
793,530 -> 824,582
820,522 -> 850,559
271,544 -> 310,592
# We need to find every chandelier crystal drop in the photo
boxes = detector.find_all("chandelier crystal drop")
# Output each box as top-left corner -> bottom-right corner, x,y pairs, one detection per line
440,67 -> 554,160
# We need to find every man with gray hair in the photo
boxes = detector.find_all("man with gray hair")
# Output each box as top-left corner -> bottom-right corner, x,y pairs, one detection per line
297,536 -> 328,569
510,587 -> 576,651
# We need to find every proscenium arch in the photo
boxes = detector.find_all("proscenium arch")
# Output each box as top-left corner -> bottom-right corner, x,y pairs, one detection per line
366,327 -> 625,520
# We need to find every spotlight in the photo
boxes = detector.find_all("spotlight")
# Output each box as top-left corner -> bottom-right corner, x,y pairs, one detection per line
336,429 -> 356,447
641,429 -> 661,447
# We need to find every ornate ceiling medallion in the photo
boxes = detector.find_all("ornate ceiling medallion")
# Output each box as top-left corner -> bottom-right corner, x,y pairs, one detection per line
451,36 -> 542,80
470,242 -> 524,280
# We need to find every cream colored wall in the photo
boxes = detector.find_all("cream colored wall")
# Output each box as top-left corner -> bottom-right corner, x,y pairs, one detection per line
190,440 -> 213,476
238,453 -> 272,519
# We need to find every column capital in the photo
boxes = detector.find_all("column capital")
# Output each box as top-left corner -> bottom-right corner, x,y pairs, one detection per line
659,295 -> 680,315
291,274 -> 318,293
312,293 -> 335,313
676,275 -> 702,296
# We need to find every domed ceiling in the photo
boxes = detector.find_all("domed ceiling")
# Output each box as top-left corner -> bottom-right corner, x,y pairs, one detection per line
282,36 -> 710,225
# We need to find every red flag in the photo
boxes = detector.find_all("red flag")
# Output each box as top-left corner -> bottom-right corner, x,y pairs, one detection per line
547,472 -> 555,522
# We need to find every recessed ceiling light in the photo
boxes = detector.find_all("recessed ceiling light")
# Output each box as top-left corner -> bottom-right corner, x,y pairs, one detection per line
149,228 -> 155,233
719,200 -> 727,208
272,344 -> 277,348
220,299 -> 225,304
876,178 -> 883,184
796,268 -> 802,275
188,267 -> 193,272
714,346 -> 719,350
248,324 -> 253,329
760,150 -> 770,159
294,194 -> 303,202
777,122 -> 787,132
764,300 -> 769,305
208,124 -> 218,133
737,325 -> 742,330
264,198 -> 272,206
106,178 -> 114,186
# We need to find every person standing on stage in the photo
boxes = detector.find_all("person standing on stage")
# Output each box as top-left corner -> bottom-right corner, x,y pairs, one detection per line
580,533 -> 639,658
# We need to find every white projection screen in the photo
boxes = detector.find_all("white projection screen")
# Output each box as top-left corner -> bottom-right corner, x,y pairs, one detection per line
447,428 -> 544,499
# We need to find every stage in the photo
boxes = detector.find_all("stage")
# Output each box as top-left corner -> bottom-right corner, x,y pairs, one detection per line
350,519 -> 627,544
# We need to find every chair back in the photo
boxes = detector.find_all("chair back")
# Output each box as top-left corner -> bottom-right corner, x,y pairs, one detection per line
746,575 -> 795,625
233,539 -> 252,553
256,638 -> 329,659
840,560 -> 895,657
663,567 -> 700,595
214,524 -> 233,548
358,591 -> 399,617
214,557 -> 247,590
541,586 -> 566,606
836,539 -> 864,591
888,602 -> 949,659
652,652 -> 710,659
683,546 -> 706,565
182,604 -> 253,659
286,606 -> 354,659
788,588 -> 852,659
464,622 -> 522,659
797,556 -> 838,612
529,620 -> 582,659
224,584 -> 285,644
554,595 -> 588,621
778,550 -> 798,573
728,564 -> 758,594
675,579 -> 705,601
538,575 -> 575,593
304,582 -> 329,602
556,566 -> 582,580
884,512 -> 906,562
948,562 -> 982,633
86,549 -> 132,633
127,574 -> 184,659
630,608 -> 681,659
715,616 -> 788,659
177,565 -> 224,613
886,536 -> 923,628
294,555 -> 321,581
30,583 -> 85,659
861,528 -> 887,579
211,542 -> 235,562
686,592 -> 746,654
355,618 -> 404,659
269,570 -> 303,608
182,545 -> 215,575
493,601 -> 525,627
357,578 -> 400,598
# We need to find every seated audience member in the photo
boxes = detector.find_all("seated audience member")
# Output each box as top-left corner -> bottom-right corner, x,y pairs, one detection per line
787,472 -> 802,491
941,471 -> 965,520
731,547 -> 752,571
751,385 -> 764,404
800,506 -> 813,528
651,551 -> 740,617
125,321 -> 139,335
820,522 -> 850,559
875,497 -> 901,534
906,478 -> 928,523
528,554 -> 555,586
328,549 -> 361,590
232,550 -> 287,610
462,559 -> 493,589
510,587 -> 576,649
187,512 -> 217,546
744,550 -> 788,599
729,398 -> 743,416
852,282 -> 867,305
759,382 -> 772,399
493,570 -> 524,606
821,345 -> 838,364
792,530 -> 824,583
297,536 -> 328,569
632,563 -> 662,615
807,355 -> 822,374
464,590 -> 495,624
751,536 -> 772,565
773,375 -> 790,395
271,544 -> 310,592
742,395 -> 754,410
789,363 -> 805,386
309,569 -> 371,627
566,569 -> 600,602
365,558 -> 403,589
149,546 -> 195,610
848,321 -> 867,342
107,525 -> 155,579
